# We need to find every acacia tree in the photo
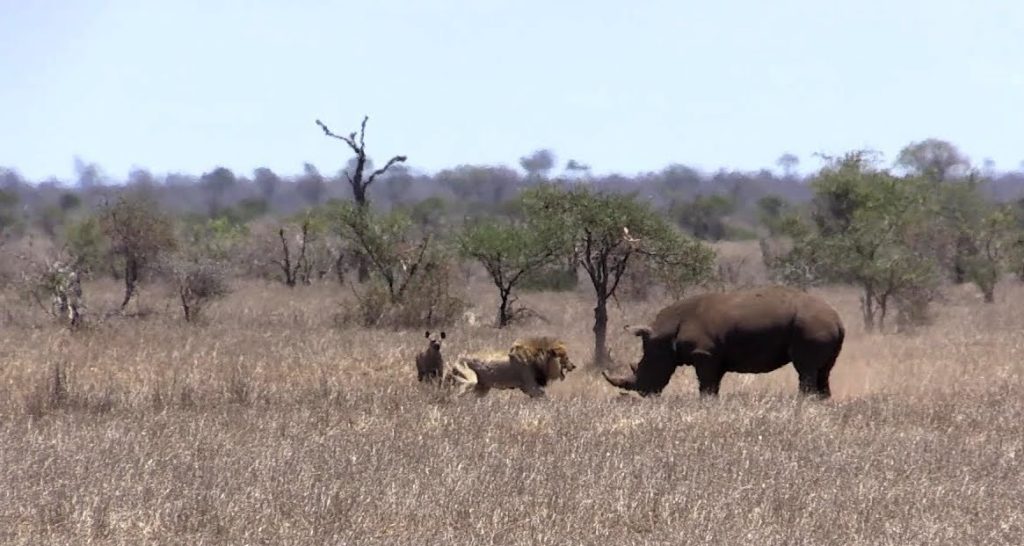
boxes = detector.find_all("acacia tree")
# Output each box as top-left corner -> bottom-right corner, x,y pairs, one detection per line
774,151 -> 938,332
98,192 -> 177,310
457,217 -> 567,327
521,183 -> 715,367
896,138 -> 971,183
315,115 -> 407,281
962,205 -> 1017,303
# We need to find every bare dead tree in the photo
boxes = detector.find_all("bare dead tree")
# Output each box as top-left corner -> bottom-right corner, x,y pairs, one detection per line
315,115 -> 407,282
314,115 -> 407,209
272,221 -> 310,287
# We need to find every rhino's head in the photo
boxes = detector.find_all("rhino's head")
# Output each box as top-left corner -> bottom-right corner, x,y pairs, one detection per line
602,325 -> 677,397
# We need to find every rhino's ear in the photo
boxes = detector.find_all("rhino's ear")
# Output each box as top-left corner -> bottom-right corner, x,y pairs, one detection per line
629,325 -> 652,341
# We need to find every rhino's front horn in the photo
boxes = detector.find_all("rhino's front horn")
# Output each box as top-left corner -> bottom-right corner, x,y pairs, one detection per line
602,370 -> 636,391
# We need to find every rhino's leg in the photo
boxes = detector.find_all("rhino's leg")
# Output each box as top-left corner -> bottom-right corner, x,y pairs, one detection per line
791,342 -> 833,399
693,355 -> 724,397
814,359 -> 835,399
797,371 -> 818,396
815,367 -> 832,399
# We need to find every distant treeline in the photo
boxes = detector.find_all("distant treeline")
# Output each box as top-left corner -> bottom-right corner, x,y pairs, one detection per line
2,139 -> 1023,242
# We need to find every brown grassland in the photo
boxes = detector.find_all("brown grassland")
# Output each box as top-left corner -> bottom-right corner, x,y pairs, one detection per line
1,243 -> 1023,545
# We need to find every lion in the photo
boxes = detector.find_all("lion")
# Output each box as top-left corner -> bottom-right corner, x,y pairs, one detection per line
443,336 -> 576,398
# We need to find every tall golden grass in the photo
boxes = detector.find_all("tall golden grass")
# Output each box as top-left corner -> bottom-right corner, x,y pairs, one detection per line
1,256 -> 1022,544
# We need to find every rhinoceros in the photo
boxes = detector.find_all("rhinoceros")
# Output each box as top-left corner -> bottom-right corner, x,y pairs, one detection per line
603,285 -> 845,398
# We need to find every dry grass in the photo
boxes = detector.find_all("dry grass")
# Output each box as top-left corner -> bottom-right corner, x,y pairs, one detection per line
1,256 -> 1023,544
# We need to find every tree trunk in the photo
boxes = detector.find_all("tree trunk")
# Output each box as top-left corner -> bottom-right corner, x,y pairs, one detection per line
356,253 -> 370,284
278,228 -> 296,287
592,296 -> 610,367
334,251 -> 345,285
353,192 -> 371,283
860,285 -> 876,333
121,258 -> 138,310
877,293 -> 888,332
181,293 -> 192,322
497,288 -> 512,328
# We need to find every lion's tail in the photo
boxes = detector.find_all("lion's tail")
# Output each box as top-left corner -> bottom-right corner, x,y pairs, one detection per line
442,357 -> 478,392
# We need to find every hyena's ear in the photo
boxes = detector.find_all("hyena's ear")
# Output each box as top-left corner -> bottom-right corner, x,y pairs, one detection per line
425,331 -> 431,338
440,331 -> 446,339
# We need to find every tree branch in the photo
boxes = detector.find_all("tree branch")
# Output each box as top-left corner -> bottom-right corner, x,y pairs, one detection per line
359,115 -> 368,149
315,119 -> 361,155
365,155 -> 409,187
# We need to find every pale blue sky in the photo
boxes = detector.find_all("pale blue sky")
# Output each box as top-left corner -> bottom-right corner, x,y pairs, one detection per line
2,0 -> 1022,182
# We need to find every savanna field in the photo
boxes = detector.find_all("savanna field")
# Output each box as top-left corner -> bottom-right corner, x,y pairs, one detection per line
1,243 -> 1022,545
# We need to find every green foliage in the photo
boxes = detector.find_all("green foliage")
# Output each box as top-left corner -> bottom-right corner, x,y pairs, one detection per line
757,195 -> 791,236
520,183 -> 715,363
233,198 -> 269,222
896,138 -> 970,182
0,189 -> 22,236
58,192 -> 81,212
672,193 -> 735,241
457,216 -> 567,326
518,262 -> 579,292
773,151 -> 940,332
961,205 -> 1017,302
931,176 -> 989,283
180,215 -> 249,262
98,192 -> 178,309
61,216 -> 109,276
400,197 -> 449,230
329,201 -> 464,328
522,183 -> 715,297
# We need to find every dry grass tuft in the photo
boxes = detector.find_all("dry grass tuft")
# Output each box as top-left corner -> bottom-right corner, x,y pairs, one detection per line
1,257 -> 1023,544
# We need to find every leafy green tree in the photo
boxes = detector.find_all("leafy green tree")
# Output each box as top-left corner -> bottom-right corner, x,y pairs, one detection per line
98,192 -> 178,310
457,218 -> 567,327
521,183 -> 715,366
914,173 -> 993,285
199,166 -> 237,217
961,206 -> 1017,303
775,151 -> 939,332
330,202 -> 436,303
776,153 -> 800,178
181,215 -> 249,263
403,197 -> 449,231
519,148 -> 556,180
672,194 -> 735,241
896,138 -> 970,182
61,216 -> 109,276
0,188 -> 21,237
327,201 -> 464,327
756,195 -> 791,236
